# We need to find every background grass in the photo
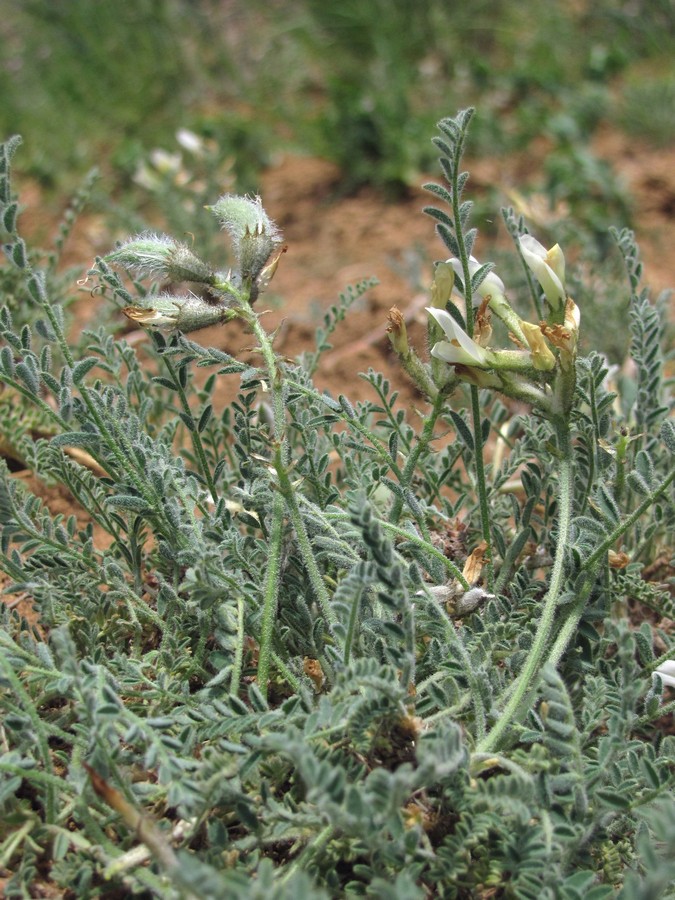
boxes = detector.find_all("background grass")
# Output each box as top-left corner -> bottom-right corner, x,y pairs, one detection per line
2,0 -> 674,192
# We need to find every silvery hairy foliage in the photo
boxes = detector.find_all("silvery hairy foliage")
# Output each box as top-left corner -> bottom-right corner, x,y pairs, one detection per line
0,118 -> 673,899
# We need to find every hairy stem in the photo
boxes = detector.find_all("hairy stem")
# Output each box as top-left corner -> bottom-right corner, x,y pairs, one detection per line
389,390 -> 444,532
446,111 -> 494,590
256,489 -> 285,699
477,417 -> 574,753
276,450 -> 339,633
238,300 -> 291,698
161,354 -> 218,503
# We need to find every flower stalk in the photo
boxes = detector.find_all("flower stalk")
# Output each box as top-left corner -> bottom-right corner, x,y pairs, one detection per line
476,418 -> 575,754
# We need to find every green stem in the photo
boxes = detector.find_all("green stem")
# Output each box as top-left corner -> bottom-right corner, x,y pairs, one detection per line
583,466 -> 674,575
230,595 -> 246,697
324,510 -> 470,590
470,385 -> 494,591
161,354 -> 218,503
444,113 -> 494,590
271,651 -> 303,693
280,824 -> 334,883
636,699 -> 675,729
236,300 -> 290,698
275,452 -> 339,634
0,374 -> 69,431
413,590 -> 486,739
477,418 -> 574,754
81,384 -> 162,512
246,308 -> 286,446
343,582 -> 364,666
545,464 -> 675,673
389,391 -> 444,529
256,489 -> 284,700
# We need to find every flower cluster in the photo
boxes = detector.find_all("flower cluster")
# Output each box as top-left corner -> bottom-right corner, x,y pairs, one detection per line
103,195 -> 284,332
390,233 -> 580,419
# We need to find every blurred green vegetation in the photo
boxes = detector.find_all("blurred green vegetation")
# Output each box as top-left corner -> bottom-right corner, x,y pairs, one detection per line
2,0 -> 673,193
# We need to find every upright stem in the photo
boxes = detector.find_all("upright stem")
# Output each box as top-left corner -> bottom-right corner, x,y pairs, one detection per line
161,354 -> 218,504
446,115 -> 494,590
241,303 -> 289,698
469,385 -> 494,590
229,595 -> 245,697
476,417 -> 574,754
389,390 -> 444,530
256,489 -> 285,698
276,451 -> 339,632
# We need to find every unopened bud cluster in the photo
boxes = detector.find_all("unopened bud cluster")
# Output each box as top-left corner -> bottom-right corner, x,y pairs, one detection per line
105,195 -> 284,333
389,232 -> 580,420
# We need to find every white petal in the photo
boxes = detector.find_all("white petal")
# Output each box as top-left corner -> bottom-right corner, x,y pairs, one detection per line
176,128 -> 204,154
451,322 -> 490,363
655,660 -> 675,689
149,149 -> 182,173
448,256 -> 505,298
430,341 -> 480,366
427,306 -> 460,341
519,236 -> 565,310
518,234 -> 548,260
426,307 -> 491,364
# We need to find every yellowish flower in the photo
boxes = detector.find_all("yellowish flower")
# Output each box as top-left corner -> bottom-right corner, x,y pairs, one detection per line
540,299 -> 580,369
521,321 -> 556,371
430,262 -> 455,308
519,234 -> 566,313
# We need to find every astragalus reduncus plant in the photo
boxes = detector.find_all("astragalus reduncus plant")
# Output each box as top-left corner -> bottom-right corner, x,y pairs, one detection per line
0,113 -> 673,898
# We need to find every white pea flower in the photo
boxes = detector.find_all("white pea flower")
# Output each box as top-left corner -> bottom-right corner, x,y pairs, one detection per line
519,234 -> 566,313
176,128 -> 205,155
654,660 -> 675,689
426,307 -> 493,367
448,256 -> 505,303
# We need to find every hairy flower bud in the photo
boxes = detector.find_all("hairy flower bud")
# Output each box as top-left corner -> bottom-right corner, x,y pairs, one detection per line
208,194 -> 283,284
106,233 -> 216,285
122,291 -> 236,333
387,306 -> 409,355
